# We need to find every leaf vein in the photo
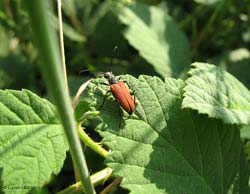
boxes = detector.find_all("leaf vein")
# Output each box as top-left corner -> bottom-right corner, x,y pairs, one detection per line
8,91 -> 44,123
0,100 -> 25,124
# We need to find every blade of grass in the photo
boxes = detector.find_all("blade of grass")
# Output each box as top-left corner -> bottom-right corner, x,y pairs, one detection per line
57,0 -> 68,94
24,1 -> 95,194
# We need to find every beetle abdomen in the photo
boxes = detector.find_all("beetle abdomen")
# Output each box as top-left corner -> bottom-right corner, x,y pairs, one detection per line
110,81 -> 135,114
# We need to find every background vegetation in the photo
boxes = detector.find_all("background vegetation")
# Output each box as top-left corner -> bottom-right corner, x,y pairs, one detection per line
0,0 -> 250,193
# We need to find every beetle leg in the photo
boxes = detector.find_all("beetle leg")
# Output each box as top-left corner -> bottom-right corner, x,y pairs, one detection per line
127,85 -> 137,110
94,82 -> 109,92
99,82 -> 109,86
124,81 -> 137,114
123,80 -> 135,94
118,105 -> 122,128
112,99 -> 123,128
122,80 -> 129,86
133,92 -> 136,108
98,90 -> 111,111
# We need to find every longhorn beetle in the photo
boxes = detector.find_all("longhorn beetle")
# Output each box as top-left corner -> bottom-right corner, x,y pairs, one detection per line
99,72 -> 136,115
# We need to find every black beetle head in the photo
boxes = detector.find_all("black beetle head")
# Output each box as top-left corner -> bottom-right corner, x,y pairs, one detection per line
103,72 -> 119,84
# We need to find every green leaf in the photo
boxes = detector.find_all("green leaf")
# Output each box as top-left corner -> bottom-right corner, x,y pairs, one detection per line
182,62 -> 250,125
116,2 -> 189,78
0,89 -> 68,194
88,75 -> 240,194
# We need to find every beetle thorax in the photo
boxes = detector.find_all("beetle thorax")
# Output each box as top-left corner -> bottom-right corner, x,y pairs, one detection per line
104,72 -> 119,84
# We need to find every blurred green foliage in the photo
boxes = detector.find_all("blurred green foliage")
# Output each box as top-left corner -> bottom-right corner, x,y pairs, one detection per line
1,0 -> 250,193
1,0 -> 249,90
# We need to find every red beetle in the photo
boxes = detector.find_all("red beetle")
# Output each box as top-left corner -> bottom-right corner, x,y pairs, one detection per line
102,72 -> 135,114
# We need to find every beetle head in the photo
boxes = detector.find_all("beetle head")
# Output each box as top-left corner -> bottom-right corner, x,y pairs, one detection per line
103,72 -> 119,84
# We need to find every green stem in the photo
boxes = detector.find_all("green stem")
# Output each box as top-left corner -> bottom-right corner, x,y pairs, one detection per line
57,0 -> 68,94
99,177 -> 122,194
77,123 -> 109,158
25,1 -> 95,194
57,167 -> 113,194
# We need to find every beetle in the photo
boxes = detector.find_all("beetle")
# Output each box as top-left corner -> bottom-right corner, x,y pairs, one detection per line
100,71 -> 136,115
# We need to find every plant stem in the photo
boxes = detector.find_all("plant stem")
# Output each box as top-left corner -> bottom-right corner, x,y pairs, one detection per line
25,1 -> 95,194
57,167 -> 113,194
100,177 -> 122,194
77,123 -> 109,158
57,0 -> 68,94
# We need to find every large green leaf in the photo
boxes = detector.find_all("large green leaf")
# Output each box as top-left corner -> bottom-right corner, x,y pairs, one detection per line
0,90 -> 68,194
116,2 -> 189,78
182,62 -> 250,125
87,75 -> 240,194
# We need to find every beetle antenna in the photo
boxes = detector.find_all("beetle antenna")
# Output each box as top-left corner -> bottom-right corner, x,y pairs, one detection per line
113,46 -> 118,54
79,69 -> 89,75
109,46 -> 118,72
79,69 -> 99,78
